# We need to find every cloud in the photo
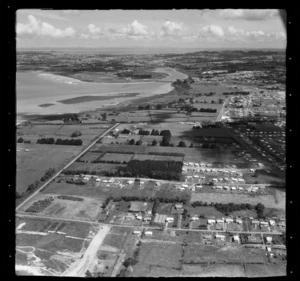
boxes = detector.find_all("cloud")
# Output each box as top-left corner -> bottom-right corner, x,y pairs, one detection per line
219,9 -> 279,21
199,25 -> 224,38
106,20 -> 150,40
225,26 -> 286,41
17,15 -> 75,37
160,21 -> 183,38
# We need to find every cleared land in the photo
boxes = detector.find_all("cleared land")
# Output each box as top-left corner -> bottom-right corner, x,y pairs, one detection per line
15,217 -> 99,276
17,143 -> 81,193
191,191 -> 285,209
19,194 -> 105,221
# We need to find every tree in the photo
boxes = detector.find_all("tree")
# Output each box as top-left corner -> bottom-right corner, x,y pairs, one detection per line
17,137 -> 24,143
178,141 -> 186,147
136,140 -> 142,145
101,113 -> 107,121
189,143 -> 194,148
161,135 -> 171,146
70,130 -> 82,138
85,270 -> 92,277
156,104 -> 163,110
151,140 -> 158,146
129,139 -> 135,145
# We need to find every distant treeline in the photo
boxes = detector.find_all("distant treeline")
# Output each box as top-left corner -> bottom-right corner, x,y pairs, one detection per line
181,106 -> 217,113
223,91 -> 250,96
37,137 -> 82,146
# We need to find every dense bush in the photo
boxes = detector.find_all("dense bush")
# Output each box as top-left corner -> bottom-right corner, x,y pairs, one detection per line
121,129 -> 131,134
56,138 -> 82,146
138,129 -> 150,135
148,152 -> 184,157
17,138 -> 24,143
26,180 -> 40,192
70,130 -> 82,137
37,138 -> 55,144
57,195 -> 83,201
40,168 -> 56,182
178,141 -> 186,147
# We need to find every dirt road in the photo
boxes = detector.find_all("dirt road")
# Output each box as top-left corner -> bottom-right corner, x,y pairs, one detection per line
63,224 -> 110,277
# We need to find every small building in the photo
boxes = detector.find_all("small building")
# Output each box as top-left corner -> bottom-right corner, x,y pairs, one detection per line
208,219 -> 215,225
225,218 -> 233,223
269,220 -> 276,226
144,231 -> 153,236
175,203 -> 183,210
215,234 -> 225,241
133,230 -> 141,235
233,235 -> 240,242
191,215 -> 199,221
266,236 -> 273,244
236,218 -> 243,224
166,217 -> 174,223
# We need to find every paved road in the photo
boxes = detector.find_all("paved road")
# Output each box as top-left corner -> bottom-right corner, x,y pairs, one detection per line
16,213 -> 282,236
215,98 -> 228,122
16,123 -> 120,212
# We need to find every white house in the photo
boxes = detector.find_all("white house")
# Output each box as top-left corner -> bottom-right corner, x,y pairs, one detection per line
166,217 -> 174,223
225,218 -> 233,223
208,219 -> 215,224
233,235 -> 240,242
215,234 -> 225,241
144,231 -> 153,236
133,230 -> 141,235
269,220 -> 276,226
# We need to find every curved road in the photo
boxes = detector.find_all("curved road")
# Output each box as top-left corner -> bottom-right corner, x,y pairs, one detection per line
16,123 -> 120,212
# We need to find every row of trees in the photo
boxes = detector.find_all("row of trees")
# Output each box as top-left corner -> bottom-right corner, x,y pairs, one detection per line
190,201 -> 266,218
17,137 -> 31,144
55,138 -> 83,146
118,160 -> 183,181
137,104 -> 164,111
40,168 -> 56,182
223,91 -> 250,95
37,138 -> 82,146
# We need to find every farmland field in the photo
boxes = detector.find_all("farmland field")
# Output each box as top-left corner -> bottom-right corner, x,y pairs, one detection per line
17,144 -> 82,193
182,264 -> 246,277
65,162 -> 126,173
183,244 -> 267,264
91,143 -> 242,166
78,152 -> 102,163
132,242 -> 183,277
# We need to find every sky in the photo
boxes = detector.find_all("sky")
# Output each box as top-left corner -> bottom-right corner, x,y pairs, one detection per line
16,9 -> 287,49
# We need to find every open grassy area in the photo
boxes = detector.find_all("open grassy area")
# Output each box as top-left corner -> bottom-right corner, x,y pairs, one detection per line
132,242 -> 183,277
17,143 -> 82,193
191,191 -> 285,209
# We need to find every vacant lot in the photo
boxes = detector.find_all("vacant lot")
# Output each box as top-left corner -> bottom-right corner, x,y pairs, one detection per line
15,216 -> 99,276
19,194 -> 104,221
17,143 -> 81,193
191,191 -> 285,209
182,264 -> 246,277
132,242 -> 183,277
183,244 -> 266,264
185,206 -> 224,218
